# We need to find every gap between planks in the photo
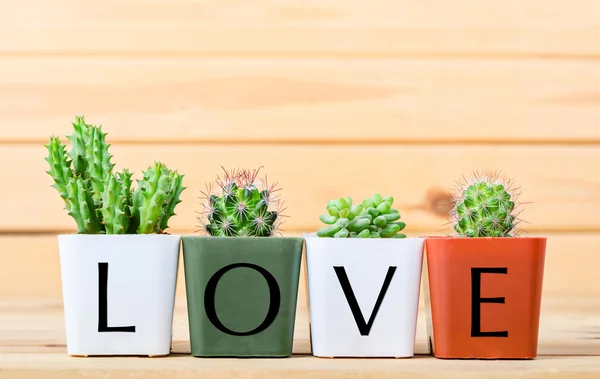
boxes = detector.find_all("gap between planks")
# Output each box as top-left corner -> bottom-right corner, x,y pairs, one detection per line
5,139 -> 600,146
1,227 -> 599,236
1,52 -> 600,61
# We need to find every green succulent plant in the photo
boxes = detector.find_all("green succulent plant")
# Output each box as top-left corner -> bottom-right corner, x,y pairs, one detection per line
198,167 -> 285,237
317,194 -> 406,238
45,115 -> 186,234
449,171 -> 522,237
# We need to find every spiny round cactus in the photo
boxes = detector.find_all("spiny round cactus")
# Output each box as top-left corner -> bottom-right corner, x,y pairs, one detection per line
317,194 -> 406,238
450,171 -> 522,237
198,167 -> 285,237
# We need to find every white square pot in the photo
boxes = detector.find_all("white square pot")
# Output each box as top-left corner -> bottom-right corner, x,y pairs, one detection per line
304,234 -> 424,357
58,234 -> 181,356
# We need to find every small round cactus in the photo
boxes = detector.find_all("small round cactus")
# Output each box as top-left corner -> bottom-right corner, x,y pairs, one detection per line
450,171 -> 522,237
317,194 -> 406,238
198,167 -> 285,237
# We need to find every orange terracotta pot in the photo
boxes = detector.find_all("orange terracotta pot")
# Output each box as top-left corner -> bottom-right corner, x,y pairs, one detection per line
425,236 -> 546,359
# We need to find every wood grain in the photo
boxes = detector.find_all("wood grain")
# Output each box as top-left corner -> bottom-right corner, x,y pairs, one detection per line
3,357 -> 600,379
5,143 -> 600,232
1,1 -> 598,376
0,0 -> 598,57
2,58 -> 600,143
1,295 -> 600,378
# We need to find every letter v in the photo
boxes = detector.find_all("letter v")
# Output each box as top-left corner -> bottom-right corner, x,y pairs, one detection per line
333,266 -> 396,336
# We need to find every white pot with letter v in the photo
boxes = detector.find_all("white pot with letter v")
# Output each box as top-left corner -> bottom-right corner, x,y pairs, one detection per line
58,234 -> 180,356
304,234 -> 424,357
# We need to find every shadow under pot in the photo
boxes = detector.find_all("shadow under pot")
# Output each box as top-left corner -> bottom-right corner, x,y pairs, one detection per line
304,234 -> 425,358
181,236 -> 303,357
424,236 -> 546,359
57,234 -> 181,357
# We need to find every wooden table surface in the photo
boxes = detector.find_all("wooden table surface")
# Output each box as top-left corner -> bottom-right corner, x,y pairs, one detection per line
2,294 -> 600,379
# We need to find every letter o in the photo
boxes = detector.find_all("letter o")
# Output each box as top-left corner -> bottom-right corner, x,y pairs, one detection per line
204,263 -> 281,336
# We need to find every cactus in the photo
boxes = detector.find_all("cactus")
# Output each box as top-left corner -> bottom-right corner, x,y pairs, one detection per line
317,194 -> 406,238
158,169 -> 186,232
100,171 -> 132,234
83,123 -> 115,203
131,162 -> 184,234
449,171 -> 522,237
45,115 -> 185,234
44,136 -> 73,203
198,167 -> 285,237
65,177 -> 103,234
66,116 -> 88,176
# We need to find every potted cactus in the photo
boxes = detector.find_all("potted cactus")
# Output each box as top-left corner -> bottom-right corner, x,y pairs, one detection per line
181,167 -> 303,357
304,194 -> 424,358
424,171 -> 546,359
45,116 -> 185,357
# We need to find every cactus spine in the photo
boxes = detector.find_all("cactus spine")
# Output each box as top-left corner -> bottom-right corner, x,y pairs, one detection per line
317,194 -> 406,238
198,167 -> 284,237
45,116 -> 186,234
450,171 -> 521,237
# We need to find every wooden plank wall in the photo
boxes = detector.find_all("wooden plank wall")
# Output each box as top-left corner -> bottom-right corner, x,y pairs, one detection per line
1,0 -> 599,305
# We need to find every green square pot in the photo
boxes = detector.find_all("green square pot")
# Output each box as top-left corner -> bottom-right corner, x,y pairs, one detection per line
181,236 -> 304,357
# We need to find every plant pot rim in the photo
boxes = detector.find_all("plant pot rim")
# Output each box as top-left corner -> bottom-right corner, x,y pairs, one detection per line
302,232 -> 424,241
425,235 -> 546,240
57,233 -> 181,237
181,235 -> 302,240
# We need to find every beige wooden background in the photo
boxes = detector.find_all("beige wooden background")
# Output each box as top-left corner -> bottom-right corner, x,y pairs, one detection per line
1,0 -> 599,329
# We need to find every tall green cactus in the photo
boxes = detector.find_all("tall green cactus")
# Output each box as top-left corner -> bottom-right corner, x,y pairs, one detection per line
65,177 -> 103,234
159,169 -> 185,232
84,124 -> 114,203
66,116 -> 88,176
100,172 -> 131,234
317,194 -> 406,238
44,136 -> 73,203
132,162 -> 180,234
45,115 -> 185,234
450,171 -> 521,237
198,167 -> 283,237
